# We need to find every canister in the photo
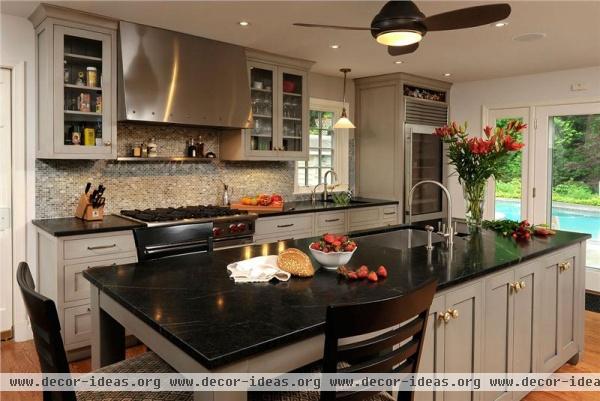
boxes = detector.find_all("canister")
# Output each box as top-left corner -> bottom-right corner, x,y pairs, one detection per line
83,128 -> 96,146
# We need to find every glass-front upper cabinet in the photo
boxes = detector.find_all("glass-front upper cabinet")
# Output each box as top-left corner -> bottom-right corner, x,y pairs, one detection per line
54,26 -> 114,157
247,62 -> 276,155
279,68 -> 308,157
32,3 -> 118,160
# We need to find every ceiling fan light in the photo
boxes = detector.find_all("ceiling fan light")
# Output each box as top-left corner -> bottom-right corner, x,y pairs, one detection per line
376,30 -> 422,46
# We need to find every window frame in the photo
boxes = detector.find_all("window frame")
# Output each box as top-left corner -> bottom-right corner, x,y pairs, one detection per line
294,98 -> 350,194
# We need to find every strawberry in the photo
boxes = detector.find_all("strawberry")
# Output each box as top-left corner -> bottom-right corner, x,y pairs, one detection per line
332,240 -> 342,247
310,242 -> 320,250
357,265 -> 369,279
367,271 -> 378,282
323,234 -> 335,244
344,243 -> 356,252
347,272 -> 358,280
376,265 -> 388,278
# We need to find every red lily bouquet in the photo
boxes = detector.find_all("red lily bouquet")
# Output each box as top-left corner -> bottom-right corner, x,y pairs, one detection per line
434,121 -> 526,229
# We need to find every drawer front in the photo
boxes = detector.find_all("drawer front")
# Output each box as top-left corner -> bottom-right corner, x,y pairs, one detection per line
64,304 -> 91,345
254,230 -> 314,245
315,211 -> 347,234
64,256 -> 137,303
63,233 -> 136,260
255,214 -> 314,237
348,207 -> 382,231
381,205 -> 398,223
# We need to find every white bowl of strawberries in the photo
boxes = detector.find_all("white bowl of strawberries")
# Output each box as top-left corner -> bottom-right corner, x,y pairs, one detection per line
309,233 -> 357,270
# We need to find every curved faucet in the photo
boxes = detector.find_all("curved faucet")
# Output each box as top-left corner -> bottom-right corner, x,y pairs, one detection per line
323,170 -> 338,202
408,180 -> 454,246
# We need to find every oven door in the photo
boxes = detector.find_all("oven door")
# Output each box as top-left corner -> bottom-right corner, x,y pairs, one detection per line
404,124 -> 445,222
134,223 -> 213,261
213,235 -> 254,250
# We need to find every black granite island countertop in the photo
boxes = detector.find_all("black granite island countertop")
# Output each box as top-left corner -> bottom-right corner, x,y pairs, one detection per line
33,215 -> 145,237
255,197 -> 398,217
83,226 -> 589,369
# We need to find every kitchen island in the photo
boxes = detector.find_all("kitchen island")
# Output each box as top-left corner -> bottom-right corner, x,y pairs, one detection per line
83,226 -> 589,401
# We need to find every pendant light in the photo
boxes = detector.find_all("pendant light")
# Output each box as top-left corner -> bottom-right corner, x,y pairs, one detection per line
334,68 -> 355,129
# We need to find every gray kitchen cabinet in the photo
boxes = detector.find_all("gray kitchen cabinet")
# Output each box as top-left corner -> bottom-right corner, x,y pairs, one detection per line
220,50 -> 313,161
30,4 -> 118,159
416,281 -> 483,401
347,205 -> 399,231
35,228 -> 137,358
539,248 -> 579,373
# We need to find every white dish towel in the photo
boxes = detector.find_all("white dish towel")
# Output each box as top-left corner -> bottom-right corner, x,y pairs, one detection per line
227,255 -> 291,283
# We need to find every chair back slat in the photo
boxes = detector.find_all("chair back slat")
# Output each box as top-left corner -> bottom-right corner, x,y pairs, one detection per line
337,317 -> 424,362
17,262 -> 77,401
321,278 -> 437,401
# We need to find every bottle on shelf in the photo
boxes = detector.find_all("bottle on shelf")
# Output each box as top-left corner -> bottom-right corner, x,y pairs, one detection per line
196,136 -> 204,158
187,138 -> 197,157
71,123 -> 81,145
141,143 -> 148,158
147,138 -> 158,157
95,122 -> 102,146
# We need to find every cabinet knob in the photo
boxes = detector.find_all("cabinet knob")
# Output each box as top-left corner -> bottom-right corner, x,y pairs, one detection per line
510,281 -> 521,292
438,311 -> 451,323
103,141 -> 112,146
559,261 -> 571,272
519,281 -> 526,289
449,308 -> 459,319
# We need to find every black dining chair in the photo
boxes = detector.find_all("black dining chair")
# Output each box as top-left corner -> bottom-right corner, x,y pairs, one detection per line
252,278 -> 438,401
16,261 -> 192,401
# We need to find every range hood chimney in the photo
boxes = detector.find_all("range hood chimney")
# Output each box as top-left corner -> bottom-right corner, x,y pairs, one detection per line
118,21 -> 252,129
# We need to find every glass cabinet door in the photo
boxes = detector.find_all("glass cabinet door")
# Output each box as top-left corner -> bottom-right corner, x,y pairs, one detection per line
54,26 -> 113,155
247,63 -> 275,154
279,68 -> 307,155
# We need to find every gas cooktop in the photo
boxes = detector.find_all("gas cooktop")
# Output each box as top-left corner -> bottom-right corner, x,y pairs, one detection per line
120,205 -> 256,226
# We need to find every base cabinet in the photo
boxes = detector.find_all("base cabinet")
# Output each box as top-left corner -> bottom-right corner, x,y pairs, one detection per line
418,243 -> 583,401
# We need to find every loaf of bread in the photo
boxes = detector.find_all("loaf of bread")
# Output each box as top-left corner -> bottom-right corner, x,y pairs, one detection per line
277,248 -> 315,277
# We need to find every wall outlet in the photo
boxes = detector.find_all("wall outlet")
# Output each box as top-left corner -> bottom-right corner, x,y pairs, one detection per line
571,82 -> 587,91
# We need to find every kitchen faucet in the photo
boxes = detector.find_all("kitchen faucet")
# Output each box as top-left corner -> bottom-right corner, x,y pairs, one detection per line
322,170 -> 338,202
407,180 -> 454,246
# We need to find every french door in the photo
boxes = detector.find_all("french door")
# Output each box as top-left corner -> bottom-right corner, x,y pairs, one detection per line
486,107 -> 532,222
534,102 -> 600,271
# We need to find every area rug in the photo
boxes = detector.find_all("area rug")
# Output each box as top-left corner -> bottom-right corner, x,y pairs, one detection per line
585,292 -> 600,313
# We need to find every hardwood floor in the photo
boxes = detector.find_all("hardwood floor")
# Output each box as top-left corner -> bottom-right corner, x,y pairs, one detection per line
2,311 -> 600,400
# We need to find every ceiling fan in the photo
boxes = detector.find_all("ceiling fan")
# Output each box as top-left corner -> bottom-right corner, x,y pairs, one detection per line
294,1 -> 511,56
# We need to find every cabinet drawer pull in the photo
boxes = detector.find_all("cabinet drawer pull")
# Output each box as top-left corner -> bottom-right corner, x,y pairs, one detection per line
86,307 -> 91,312
325,218 -> 340,223
277,223 -> 294,228
87,244 -> 117,250
383,211 -> 396,215
559,261 -> 571,272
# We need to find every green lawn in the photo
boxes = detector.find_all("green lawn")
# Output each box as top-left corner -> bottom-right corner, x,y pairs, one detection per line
496,179 -> 600,206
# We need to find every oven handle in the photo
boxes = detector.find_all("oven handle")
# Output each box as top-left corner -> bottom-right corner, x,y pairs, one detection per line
143,239 -> 210,255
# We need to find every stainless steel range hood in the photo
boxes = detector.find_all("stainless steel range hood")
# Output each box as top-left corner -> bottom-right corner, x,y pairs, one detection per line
118,21 -> 252,129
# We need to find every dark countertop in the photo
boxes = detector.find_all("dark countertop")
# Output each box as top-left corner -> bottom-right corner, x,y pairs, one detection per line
83,226 -> 589,369
32,215 -> 145,237
256,197 -> 398,217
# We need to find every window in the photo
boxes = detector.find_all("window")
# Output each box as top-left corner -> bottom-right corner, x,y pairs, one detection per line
295,98 -> 349,193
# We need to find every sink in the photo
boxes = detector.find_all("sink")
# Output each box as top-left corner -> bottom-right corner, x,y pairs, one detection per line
323,199 -> 369,204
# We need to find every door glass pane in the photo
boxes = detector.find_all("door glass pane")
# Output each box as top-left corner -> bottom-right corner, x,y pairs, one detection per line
282,72 -> 302,152
249,67 -> 274,151
549,114 -> 600,268
411,133 -> 443,215
63,35 -> 103,147
494,118 -> 524,220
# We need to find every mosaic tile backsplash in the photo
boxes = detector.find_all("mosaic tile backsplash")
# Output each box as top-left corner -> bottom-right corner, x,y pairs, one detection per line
36,123 -> 295,218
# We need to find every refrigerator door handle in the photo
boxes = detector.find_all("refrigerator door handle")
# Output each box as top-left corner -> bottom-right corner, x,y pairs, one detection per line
404,126 -> 413,222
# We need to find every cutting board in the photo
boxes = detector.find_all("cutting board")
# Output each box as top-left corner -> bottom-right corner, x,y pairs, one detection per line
230,202 -> 284,213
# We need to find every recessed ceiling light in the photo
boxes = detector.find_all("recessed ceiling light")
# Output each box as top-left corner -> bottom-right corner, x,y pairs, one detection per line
513,32 -> 546,42
394,60 -> 403,64
493,21 -> 509,28
443,73 -> 451,77
238,21 -> 250,27
329,44 -> 340,49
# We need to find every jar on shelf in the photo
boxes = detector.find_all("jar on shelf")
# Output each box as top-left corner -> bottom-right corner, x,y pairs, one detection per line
64,60 -> 70,84
86,67 -> 97,87
83,127 -> 95,146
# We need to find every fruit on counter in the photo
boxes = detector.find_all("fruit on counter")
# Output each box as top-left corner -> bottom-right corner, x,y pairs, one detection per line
534,225 -> 556,236
482,219 -> 556,241
310,233 -> 357,253
337,264 -> 388,282
240,193 -> 284,206
357,265 -> 369,279
367,271 -> 379,282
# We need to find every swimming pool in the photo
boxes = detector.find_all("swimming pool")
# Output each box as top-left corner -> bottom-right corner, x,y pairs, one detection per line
495,199 -> 600,241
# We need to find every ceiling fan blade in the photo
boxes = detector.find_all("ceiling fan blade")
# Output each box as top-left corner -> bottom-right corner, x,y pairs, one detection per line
293,23 -> 372,31
424,4 -> 511,31
388,42 -> 419,56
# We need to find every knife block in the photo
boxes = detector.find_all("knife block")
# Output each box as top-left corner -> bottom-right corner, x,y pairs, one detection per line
74,193 -> 105,221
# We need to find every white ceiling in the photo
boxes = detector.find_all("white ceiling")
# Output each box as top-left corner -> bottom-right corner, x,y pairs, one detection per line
3,1 -> 600,82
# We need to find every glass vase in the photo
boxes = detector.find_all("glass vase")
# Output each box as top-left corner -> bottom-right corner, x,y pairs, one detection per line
462,180 -> 487,231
